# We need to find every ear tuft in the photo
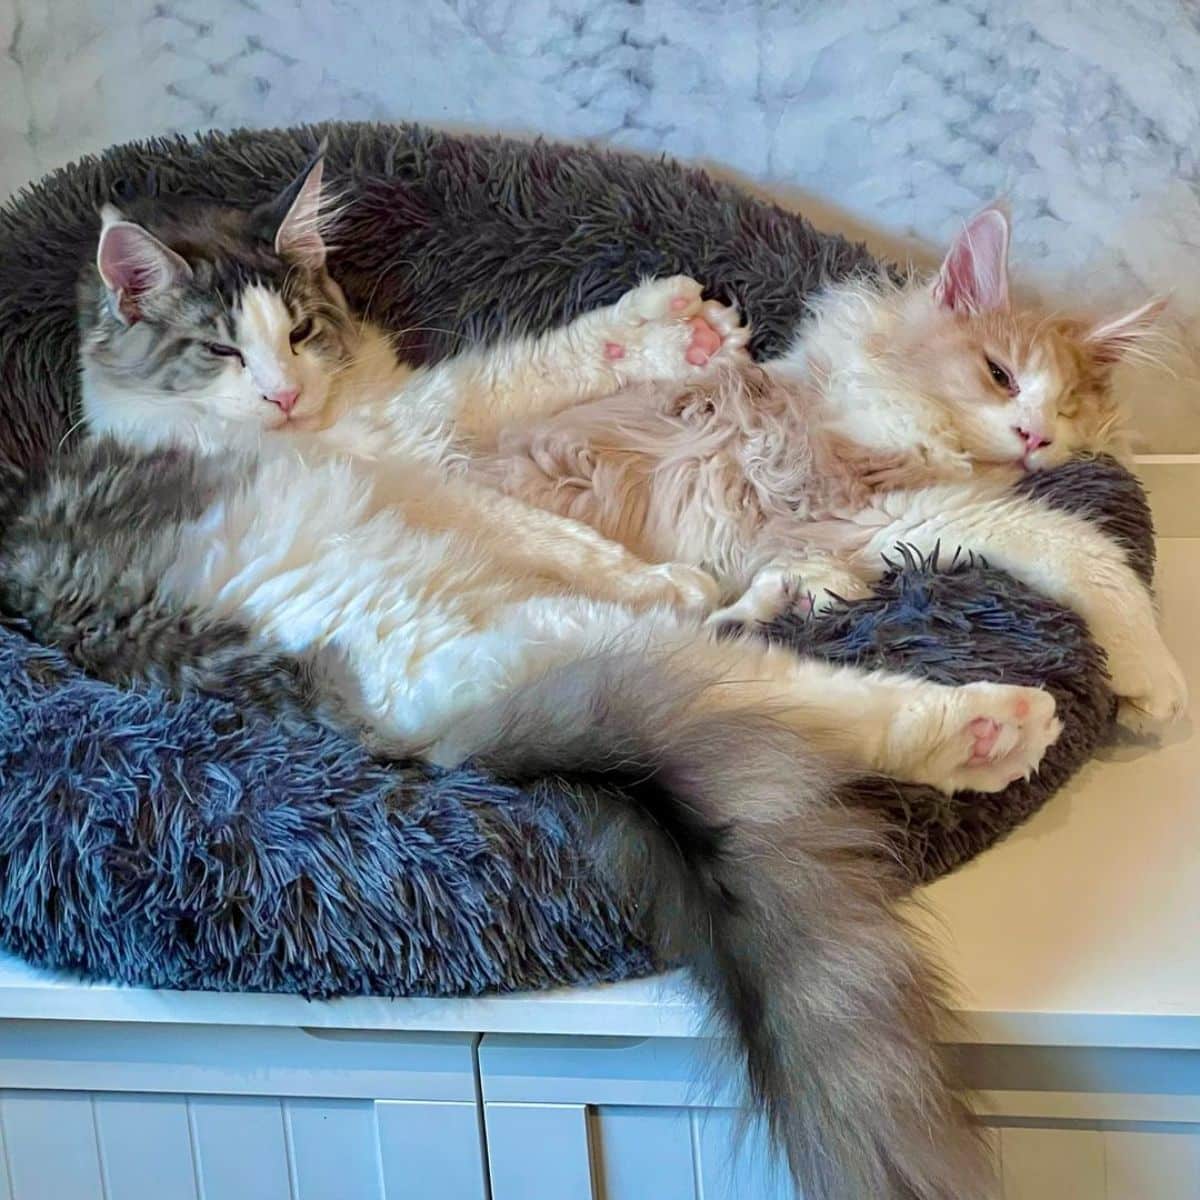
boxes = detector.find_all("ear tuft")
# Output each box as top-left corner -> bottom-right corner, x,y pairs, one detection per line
933,206 -> 1011,314
1085,296 -> 1169,366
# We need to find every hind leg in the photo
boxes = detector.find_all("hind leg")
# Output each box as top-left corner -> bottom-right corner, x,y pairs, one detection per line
834,484 -> 1188,729
507,603 -> 1061,796
672,633 -> 1061,795
417,583 -> 1059,796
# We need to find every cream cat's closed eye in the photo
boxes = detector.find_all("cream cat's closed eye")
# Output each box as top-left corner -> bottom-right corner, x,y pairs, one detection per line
984,355 -> 1017,394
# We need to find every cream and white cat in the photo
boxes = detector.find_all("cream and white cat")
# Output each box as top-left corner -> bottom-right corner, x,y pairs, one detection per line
474,208 -> 1187,731
70,152 -> 1059,1200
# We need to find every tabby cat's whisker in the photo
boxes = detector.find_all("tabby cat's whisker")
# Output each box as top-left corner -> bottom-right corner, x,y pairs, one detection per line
56,415 -> 90,452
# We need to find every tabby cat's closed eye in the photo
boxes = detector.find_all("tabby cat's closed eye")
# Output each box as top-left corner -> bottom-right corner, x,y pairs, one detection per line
290,317 -> 315,347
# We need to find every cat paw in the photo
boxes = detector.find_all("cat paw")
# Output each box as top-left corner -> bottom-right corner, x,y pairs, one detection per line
708,591 -> 778,629
634,561 -> 721,617
1114,642 -> 1189,732
907,682 -> 1061,795
601,277 -> 750,382
707,562 -> 871,628
790,562 -> 874,615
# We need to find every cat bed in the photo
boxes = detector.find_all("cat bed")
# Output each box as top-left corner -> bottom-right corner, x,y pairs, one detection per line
0,123 -> 1149,997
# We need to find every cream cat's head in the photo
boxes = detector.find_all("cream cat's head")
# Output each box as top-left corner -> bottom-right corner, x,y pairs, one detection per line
807,207 -> 1167,474
79,151 -> 356,449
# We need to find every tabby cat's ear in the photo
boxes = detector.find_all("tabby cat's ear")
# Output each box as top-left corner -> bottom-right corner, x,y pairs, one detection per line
933,206 -> 1010,314
1085,297 -> 1169,366
262,148 -> 327,270
96,206 -> 192,325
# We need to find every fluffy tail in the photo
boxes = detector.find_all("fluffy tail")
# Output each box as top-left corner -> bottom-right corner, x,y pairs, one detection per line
460,653 -> 993,1200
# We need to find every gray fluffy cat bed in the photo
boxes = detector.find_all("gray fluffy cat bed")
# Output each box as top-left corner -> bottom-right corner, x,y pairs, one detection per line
0,122 -> 1149,996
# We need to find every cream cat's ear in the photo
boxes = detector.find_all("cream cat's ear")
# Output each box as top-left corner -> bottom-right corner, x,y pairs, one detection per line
264,147 -> 328,271
96,210 -> 192,325
932,206 -> 1010,314
1085,297 -> 1169,366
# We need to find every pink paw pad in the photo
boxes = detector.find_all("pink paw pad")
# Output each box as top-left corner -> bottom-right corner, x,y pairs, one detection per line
686,317 -> 723,366
967,716 -> 1001,764
604,341 -> 626,360
670,296 -> 690,312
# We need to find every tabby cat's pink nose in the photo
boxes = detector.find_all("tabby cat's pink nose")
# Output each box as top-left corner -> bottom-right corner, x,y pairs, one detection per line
1017,425 -> 1050,452
268,388 -> 301,414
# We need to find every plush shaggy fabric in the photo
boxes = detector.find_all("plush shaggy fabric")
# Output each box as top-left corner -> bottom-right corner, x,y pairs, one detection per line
0,122 -> 1147,995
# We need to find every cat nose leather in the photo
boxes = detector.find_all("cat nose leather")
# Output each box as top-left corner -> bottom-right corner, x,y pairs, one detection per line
1016,426 -> 1050,452
267,388 -> 300,414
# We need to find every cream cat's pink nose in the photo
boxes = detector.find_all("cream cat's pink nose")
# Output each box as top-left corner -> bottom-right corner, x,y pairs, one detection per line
1016,426 -> 1050,451
267,388 -> 301,414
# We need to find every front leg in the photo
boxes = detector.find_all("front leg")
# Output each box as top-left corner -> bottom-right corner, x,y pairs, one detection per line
824,434 -> 975,493
834,484 -> 1189,728
444,277 -> 749,447
415,475 -> 720,617
710,554 -> 873,627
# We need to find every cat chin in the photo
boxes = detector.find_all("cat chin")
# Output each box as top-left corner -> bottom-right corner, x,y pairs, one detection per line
258,405 -> 331,433
1021,450 -> 1071,472
284,413 -> 330,433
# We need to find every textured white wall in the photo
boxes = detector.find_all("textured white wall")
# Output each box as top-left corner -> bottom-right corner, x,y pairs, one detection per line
3,0 -> 1199,448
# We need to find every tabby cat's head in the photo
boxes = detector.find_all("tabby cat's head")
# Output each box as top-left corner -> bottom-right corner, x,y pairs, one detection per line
79,151 -> 356,447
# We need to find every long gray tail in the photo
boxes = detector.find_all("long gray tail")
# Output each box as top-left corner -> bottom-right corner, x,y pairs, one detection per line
461,653 -> 993,1200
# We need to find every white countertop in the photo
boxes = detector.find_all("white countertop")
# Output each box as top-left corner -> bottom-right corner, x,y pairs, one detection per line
910,530 -> 1200,1050
1,468 -> 1197,1051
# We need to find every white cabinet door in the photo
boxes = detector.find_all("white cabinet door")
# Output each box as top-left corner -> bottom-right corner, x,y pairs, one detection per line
480,1035 -> 1200,1200
479,1034 -> 791,1199
485,1103 -> 594,1200
482,1100 -> 795,1200
0,1020 -> 488,1200
998,1127 -> 1200,1200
